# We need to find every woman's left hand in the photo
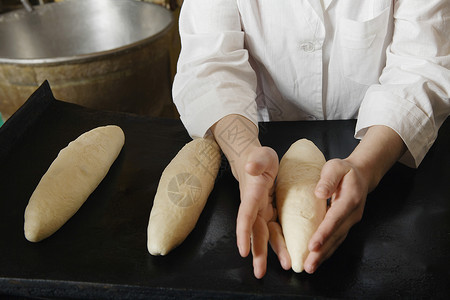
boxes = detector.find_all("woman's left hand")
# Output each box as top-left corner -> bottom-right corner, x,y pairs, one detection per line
271,125 -> 406,274
303,158 -> 369,273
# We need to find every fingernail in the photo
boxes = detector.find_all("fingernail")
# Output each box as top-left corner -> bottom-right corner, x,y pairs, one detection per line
238,243 -> 248,257
305,263 -> 315,274
281,258 -> 288,270
254,266 -> 263,279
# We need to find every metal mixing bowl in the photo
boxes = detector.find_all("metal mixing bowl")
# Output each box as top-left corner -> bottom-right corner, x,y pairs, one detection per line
0,0 -> 176,119
0,0 -> 173,64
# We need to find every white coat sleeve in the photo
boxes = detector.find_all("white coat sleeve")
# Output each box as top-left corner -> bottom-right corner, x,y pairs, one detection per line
355,0 -> 450,167
172,0 -> 258,138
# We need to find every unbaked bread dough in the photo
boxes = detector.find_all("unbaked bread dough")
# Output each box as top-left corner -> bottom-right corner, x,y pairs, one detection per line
275,139 -> 326,272
24,125 -> 125,242
147,138 -> 222,255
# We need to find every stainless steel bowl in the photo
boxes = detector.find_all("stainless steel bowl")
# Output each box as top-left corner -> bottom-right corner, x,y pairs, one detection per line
0,0 -> 177,120
0,0 -> 173,64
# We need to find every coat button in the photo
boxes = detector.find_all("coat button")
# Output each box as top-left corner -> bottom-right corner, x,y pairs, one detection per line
300,42 -> 315,52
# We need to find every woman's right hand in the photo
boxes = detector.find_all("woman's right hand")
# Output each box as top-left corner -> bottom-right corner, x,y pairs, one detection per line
211,115 -> 291,278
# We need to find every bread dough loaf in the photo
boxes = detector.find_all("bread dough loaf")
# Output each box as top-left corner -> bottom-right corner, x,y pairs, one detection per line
276,139 -> 326,272
24,125 -> 125,242
147,138 -> 221,255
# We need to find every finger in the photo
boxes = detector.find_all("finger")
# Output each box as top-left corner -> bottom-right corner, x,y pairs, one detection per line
304,231 -> 348,274
236,198 -> 258,257
306,193 -> 365,272
305,207 -> 356,273
236,180 -> 266,257
259,202 -> 275,224
236,181 -> 273,256
311,167 -> 366,252
251,216 -> 269,279
315,159 -> 350,200
268,221 -> 291,270
308,191 -> 357,252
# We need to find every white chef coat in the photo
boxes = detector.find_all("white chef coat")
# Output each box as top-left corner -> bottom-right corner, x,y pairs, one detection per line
172,0 -> 450,167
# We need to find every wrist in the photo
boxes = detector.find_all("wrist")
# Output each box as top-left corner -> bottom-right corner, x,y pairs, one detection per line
344,156 -> 380,192
346,125 -> 406,192
210,114 -> 261,182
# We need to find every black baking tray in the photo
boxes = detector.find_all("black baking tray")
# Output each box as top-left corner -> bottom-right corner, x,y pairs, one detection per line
0,81 -> 449,299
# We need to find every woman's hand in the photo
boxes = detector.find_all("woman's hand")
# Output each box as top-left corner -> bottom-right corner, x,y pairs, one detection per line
236,146 -> 292,278
212,116 -> 406,276
303,158 -> 368,273
211,114 -> 290,278
304,125 -> 406,273
235,146 -> 283,278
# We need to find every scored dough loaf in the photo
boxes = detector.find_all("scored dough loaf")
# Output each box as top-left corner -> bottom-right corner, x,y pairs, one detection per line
276,139 -> 326,273
24,125 -> 125,242
147,138 -> 221,256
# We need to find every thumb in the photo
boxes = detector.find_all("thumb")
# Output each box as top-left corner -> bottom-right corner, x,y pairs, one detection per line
245,147 -> 278,178
315,159 -> 350,199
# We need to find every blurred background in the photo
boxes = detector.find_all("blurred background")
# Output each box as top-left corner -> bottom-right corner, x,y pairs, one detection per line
0,0 -> 184,124
0,0 -> 182,13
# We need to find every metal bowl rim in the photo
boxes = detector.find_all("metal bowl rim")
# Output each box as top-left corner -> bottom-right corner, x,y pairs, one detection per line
0,22 -> 173,65
0,1 -> 174,65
